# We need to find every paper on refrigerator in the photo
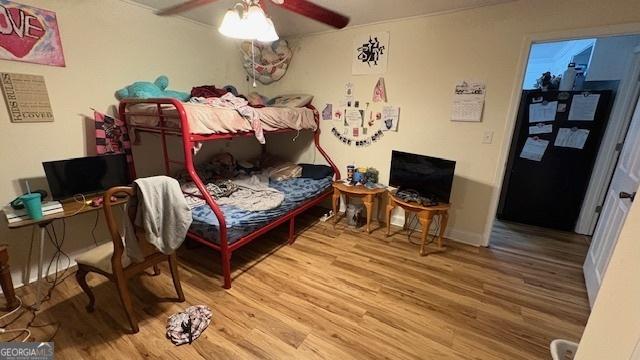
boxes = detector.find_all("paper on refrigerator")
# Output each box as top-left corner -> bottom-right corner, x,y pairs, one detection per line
568,94 -> 600,121
529,123 -> 553,135
520,137 -> 549,162
529,101 -> 558,122
554,128 -> 590,149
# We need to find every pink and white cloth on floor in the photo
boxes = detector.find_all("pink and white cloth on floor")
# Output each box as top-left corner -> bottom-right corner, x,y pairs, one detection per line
166,305 -> 213,346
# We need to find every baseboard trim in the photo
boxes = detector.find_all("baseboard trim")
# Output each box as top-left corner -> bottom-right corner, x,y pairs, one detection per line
390,214 -> 482,246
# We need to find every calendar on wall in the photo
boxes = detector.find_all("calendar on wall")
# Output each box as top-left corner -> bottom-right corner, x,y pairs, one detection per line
451,80 -> 486,122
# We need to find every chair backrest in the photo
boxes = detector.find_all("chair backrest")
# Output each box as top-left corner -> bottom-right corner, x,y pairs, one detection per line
103,186 -> 138,271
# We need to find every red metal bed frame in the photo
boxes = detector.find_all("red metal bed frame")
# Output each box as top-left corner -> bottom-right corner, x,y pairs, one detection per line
118,99 -> 340,288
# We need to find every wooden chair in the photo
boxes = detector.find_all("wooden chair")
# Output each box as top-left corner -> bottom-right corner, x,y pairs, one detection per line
74,186 -> 185,333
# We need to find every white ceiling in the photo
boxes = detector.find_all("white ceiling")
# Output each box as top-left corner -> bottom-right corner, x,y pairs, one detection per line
131,0 -> 516,37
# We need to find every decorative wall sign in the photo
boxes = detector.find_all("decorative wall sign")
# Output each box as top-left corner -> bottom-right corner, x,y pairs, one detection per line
352,31 -> 389,75
0,1 -> 65,67
0,72 -> 54,122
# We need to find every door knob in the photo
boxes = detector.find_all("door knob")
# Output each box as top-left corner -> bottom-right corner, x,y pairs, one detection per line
619,191 -> 636,202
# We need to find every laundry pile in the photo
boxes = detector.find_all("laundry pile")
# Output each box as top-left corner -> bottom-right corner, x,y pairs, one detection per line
166,305 -> 212,346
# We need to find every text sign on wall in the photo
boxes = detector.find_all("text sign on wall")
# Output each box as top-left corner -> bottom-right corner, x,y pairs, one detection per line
0,72 -> 54,123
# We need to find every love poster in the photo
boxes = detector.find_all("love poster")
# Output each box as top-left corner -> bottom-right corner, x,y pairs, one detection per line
0,1 -> 65,67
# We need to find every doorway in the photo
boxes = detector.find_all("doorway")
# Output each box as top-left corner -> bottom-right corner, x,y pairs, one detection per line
490,34 -> 640,304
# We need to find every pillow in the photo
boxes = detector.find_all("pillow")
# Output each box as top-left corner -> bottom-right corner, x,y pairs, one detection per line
268,162 -> 302,181
268,94 -> 313,108
299,164 -> 334,180
247,91 -> 267,107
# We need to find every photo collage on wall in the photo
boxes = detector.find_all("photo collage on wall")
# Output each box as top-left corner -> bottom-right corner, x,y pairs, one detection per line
322,78 -> 400,147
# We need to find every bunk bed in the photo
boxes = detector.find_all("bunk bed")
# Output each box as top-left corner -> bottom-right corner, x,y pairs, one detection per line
118,98 -> 340,289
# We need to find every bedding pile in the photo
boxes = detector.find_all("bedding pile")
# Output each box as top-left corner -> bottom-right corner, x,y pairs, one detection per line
183,175 -> 284,211
177,153 -> 334,244
191,93 -> 265,144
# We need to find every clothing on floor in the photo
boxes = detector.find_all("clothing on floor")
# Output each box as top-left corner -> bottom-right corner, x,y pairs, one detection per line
125,176 -> 192,263
166,305 -> 212,346
191,93 -> 265,144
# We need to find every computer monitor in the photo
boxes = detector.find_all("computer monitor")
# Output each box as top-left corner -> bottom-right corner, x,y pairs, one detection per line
42,154 -> 130,200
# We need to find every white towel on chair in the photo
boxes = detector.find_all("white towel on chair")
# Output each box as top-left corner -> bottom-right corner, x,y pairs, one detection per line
126,176 -> 192,262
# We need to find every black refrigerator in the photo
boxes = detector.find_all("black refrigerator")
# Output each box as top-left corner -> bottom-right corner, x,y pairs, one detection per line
497,89 -> 613,231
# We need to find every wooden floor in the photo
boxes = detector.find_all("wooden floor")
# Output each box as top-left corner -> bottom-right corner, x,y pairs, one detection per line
1,212 -> 591,359
490,219 -> 591,268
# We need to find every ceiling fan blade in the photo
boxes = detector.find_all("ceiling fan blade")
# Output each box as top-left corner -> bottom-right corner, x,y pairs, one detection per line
155,0 -> 220,16
272,0 -> 349,29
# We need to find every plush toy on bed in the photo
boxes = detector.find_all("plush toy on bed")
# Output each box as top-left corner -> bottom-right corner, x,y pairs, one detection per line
115,75 -> 190,101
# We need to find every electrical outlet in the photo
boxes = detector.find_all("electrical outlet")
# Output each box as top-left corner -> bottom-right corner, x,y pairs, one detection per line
482,130 -> 494,144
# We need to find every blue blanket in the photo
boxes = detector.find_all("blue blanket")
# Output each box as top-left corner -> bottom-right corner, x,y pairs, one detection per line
189,176 -> 332,244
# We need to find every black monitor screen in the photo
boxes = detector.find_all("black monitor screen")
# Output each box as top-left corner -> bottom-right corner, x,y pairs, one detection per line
389,151 -> 456,203
43,154 -> 130,200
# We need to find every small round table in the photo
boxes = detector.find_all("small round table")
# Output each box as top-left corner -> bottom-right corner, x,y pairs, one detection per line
332,181 -> 387,233
385,192 -> 451,256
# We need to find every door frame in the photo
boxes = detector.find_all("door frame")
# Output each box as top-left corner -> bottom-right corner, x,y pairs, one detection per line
482,22 -> 640,247
575,47 -> 640,235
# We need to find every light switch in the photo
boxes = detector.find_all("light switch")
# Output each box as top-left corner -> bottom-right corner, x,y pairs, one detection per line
482,130 -> 494,144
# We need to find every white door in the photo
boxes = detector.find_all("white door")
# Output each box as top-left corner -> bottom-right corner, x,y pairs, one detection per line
584,93 -> 640,306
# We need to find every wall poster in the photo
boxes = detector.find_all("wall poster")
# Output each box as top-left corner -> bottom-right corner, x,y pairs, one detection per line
352,31 -> 389,75
0,72 -> 54,123
0,1 -> 66,67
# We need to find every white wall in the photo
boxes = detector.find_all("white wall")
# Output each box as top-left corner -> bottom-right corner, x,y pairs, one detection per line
575,197 -> 640,359
0,0 -> 244,289
258,0 -> 640,245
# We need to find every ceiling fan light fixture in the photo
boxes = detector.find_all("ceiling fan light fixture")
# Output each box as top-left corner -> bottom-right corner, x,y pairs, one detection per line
257,18 -> 279,43
218,2 -> 279,42
218,8 -> 246,39
245,5 -> 269,35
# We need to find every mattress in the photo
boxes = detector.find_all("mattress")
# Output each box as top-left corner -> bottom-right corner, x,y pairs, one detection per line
189,176 -> 333,244
126,102 -> 317,135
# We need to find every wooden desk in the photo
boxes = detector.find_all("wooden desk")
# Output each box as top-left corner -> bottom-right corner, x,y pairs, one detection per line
6,195 -> 126,309
332,181 -> 387,233
385,192 -> 450,256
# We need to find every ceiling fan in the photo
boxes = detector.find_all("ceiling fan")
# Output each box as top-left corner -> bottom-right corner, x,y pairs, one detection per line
156,0 -> 350,30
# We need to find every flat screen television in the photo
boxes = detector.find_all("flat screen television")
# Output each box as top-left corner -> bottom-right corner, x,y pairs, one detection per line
43,154 -> 130,200
389,151 -> 456,203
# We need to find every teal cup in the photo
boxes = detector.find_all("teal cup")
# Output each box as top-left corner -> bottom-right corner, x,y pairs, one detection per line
19,193 -> 43,220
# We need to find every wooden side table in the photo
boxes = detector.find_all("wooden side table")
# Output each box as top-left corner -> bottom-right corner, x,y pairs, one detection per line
332,181 -> 387,233
385,192 -> 451,256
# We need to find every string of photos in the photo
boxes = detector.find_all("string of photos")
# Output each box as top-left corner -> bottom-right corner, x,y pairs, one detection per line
331,127 -> 384,147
